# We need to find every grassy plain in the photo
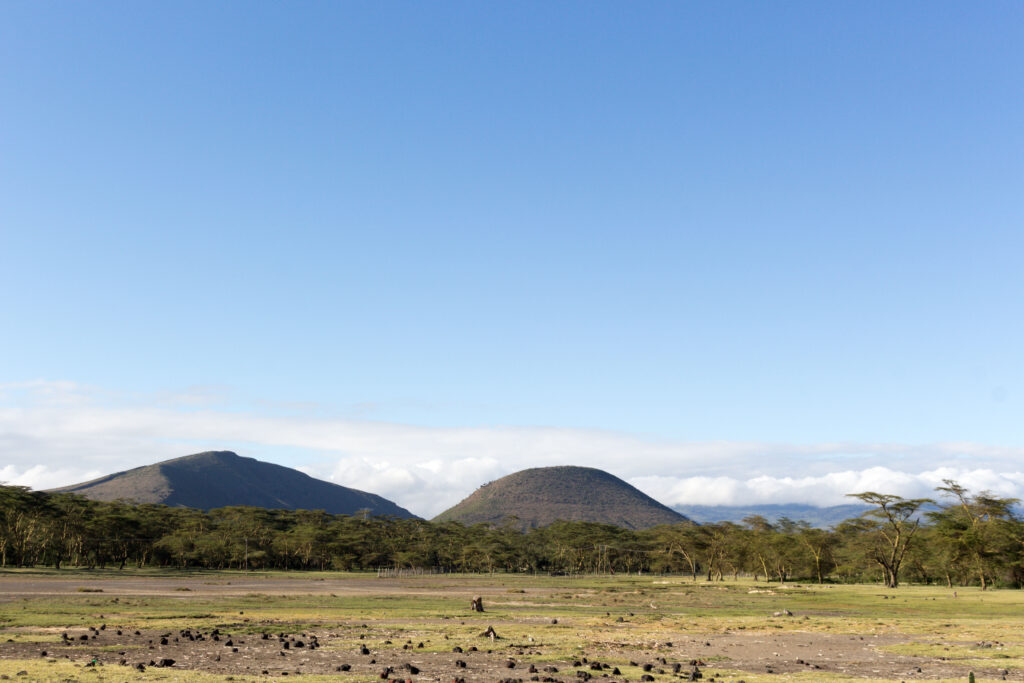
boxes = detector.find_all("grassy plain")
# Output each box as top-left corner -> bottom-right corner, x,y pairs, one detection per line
0,569 -> 1020,682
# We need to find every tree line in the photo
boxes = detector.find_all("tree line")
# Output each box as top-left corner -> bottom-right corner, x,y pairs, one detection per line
1,481 -> 1021,588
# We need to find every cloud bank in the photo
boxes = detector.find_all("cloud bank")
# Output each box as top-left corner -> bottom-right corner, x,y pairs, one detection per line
2,381 -> 1023,517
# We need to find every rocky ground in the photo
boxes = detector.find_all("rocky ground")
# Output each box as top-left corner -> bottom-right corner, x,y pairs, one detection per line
0,574 -> 1020,681
1,623 -> 1017,681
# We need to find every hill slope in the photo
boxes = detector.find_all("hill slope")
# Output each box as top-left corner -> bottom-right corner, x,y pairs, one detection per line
51,451 -> 417,518
433,466 -> 689,530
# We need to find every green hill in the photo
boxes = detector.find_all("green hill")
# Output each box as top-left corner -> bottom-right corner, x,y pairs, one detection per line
433,465 -> 689,530
50,450 -> 417,518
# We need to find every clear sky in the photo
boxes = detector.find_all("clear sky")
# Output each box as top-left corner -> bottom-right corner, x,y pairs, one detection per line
2,2 -> 1022,516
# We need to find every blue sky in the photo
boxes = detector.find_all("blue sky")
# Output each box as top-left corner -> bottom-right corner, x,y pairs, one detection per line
1,3 -> 1022,514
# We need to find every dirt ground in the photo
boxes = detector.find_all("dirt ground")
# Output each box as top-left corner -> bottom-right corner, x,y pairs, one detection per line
0,574 -> 1019,681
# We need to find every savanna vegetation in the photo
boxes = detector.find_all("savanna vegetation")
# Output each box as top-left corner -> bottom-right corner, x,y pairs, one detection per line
1,481 -> 1021,590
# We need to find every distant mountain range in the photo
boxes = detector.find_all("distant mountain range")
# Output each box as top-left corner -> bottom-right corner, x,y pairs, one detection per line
673,503 -> 870,528
50,451 -> 417,519
433,465 -> 690,531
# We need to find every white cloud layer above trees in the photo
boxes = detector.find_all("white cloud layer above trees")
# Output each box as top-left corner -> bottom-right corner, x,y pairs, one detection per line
2,381 -> 1023,518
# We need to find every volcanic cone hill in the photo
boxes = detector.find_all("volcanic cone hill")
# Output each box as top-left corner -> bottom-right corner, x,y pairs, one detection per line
433,465 -> 689,530
50,450 -> 417,518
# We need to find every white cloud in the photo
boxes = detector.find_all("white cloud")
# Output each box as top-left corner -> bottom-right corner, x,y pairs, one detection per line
0,464 -> 105,491
2,381 -> 1024,517
629,467 -> 1024,508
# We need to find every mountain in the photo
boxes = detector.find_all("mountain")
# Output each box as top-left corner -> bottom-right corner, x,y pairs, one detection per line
433,466 -> 689,531
672,503 -> 870,528
50,451 -> 417,518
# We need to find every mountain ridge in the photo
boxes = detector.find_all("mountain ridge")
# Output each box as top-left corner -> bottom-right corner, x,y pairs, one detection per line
673,503 -> 871,528
50,451 -> 418,518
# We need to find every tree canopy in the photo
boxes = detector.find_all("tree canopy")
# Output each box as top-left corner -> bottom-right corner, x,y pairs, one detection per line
1,482 -> 1021,587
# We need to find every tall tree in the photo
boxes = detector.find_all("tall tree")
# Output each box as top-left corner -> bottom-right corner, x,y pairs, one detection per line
929,480 -> 1018,590
846,492 -> 932,588
796,522 -> 837,584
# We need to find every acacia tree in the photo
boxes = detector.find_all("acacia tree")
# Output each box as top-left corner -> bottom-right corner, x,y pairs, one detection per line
796,522 -> 837,584
929,480 -> 1018,590
742,516 -> 777,581
698,523 -> 732,581
645,523 -> 702,580
847,492 -> 932,588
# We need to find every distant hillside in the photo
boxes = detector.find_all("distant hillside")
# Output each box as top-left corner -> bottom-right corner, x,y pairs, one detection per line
51,451 -> 417,518
673,503 -> 870,528
434,466 -> 690,531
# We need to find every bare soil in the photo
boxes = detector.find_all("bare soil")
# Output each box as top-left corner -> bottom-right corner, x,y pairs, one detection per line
0,575 -> 1019,681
